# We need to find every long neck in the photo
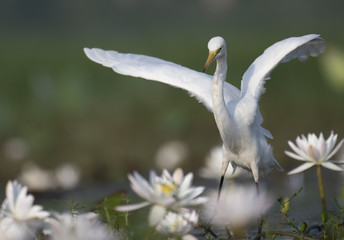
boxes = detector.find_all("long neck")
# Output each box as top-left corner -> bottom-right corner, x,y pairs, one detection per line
213,58 -> 227,104
212,57 -> 237,148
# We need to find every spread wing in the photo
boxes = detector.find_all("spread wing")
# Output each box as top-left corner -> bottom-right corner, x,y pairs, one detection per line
234,34 -> 326,126
84,48 -> 240,111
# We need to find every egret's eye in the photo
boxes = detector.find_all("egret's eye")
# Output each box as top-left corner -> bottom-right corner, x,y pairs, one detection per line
215,48 -> 222,55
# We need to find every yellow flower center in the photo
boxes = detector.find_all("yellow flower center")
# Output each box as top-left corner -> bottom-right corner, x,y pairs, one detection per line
172,217 -> 184,230
159,182 -> 177,196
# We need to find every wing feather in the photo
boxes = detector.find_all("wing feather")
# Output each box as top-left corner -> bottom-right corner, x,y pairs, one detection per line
234,34 -> 325,126
84,48 -> 240,111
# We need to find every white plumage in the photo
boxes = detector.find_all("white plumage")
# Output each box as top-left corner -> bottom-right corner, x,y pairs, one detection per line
84,34 -> 326,194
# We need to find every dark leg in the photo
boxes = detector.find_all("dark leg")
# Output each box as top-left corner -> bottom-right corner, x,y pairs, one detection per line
217,175 -> 225,200
256,181 -> 263,240
218,158 -> 230,200
255,182 -> 259,194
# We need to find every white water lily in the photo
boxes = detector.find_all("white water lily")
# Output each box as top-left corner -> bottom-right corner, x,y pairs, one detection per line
286,131 -> 344,174
115,168 -> 207,226
155,209 -> 198,240
48,212 -> 116,240
204,185 -> 273,229
0,180 -> 49,240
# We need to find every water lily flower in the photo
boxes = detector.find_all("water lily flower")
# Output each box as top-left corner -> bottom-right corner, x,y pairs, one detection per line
115,168 -> 207,226
48,212 -> 116,240
0,180 -> 49,240
286,131 -> 344,175
286,131 -> 344,221
155,209 -> 198,240
203,185 -> 273,229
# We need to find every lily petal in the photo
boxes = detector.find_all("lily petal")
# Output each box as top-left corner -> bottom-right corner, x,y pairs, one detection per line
178,186 -> 205,201
327,138 -> 344,160
172,168 -> 184,185
288,162 -> 315,175
129,172 -> 153,200
162,169 -> 172,181
288,141 -> 312,161
326,131 -> 337,154
179,196 -> 208,206
182,234 -> 198,240
115,201 -> 150,212
178,173 -> 193,194
148,205 -> 166,226
321,162 -> 344,171
149,170 -> 157,187
285,150 -> 310,162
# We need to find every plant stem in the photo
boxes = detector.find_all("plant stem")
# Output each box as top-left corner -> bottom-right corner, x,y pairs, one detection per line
316,164 -> 327,221
199,225 -> 218,239
253,231 -> 314,240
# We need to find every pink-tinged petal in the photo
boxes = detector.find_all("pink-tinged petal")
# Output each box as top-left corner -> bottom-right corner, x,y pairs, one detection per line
285,150 -> 309,161
172,168 -> 184,185
327,138 -> 344,160
115,201 -> 150,212
148,205 -> 166,226
287,162 -> 315,175
6,181 -> 16,213
321,162 -> 344,171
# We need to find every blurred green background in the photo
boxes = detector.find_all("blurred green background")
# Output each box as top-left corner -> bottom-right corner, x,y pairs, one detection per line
0,0 -> 344,190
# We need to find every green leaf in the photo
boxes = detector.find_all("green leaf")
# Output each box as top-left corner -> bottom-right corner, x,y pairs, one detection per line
299,221 -> 308,233
321,212 -> 326,224
94,191 -> 129,229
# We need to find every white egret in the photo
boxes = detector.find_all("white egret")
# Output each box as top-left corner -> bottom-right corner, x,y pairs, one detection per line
84,34 -> 326,196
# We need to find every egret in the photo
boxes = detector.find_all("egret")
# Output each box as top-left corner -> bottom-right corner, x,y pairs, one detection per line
84,34 -> 326,196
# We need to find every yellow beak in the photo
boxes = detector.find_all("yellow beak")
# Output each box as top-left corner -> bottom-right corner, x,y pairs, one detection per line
203,50 -> 217,72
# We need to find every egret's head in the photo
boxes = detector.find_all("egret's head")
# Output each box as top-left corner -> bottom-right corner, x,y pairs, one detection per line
203,36 -> 226,72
